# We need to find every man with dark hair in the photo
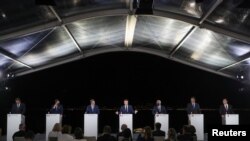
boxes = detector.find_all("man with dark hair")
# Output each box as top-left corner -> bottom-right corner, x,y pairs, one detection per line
117,124 -> 132,141
85,99 -> 100,114
97,126 -> 116,141
12,124 -> 26,140
152,122 -> 165,137
49,99 -> 63,114
186,97 -> 201,114
220,98 -> 234,116
116,99 -> 138,114
220,98 -> 234,125
177,125 -> 193,141
11,98 -> 26,114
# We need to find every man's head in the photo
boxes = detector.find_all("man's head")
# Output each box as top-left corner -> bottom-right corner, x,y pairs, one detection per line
103,125 -> 112,134
223,98 -> 228,105
156,100 -> 161,106
155,122 -> 161,130
121,124 -> 128,131
124,99 -> 129,105
191,97 -> 196,103
55,99 -> 60,105
19,123 -> 26,131
15,98 -> 21,104
90,99 -> 95,105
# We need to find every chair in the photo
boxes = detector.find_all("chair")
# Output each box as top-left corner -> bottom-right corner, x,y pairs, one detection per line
14,137 -> 26,141
49,137 -> 58,141
153,136 -> 165,141
84,136 -> 96,141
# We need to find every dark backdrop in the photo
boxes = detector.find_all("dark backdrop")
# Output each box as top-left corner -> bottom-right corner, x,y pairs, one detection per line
0,51 -> 250,134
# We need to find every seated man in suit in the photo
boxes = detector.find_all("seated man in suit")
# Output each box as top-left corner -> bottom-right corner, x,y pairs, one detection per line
11,98 -> 26,115
85,99 -> 100,114
186,97 -> 201,114
152,122 -> 165,137
152,100 -> 167,115
49,99 -> 63,115
116,99 -> 138,114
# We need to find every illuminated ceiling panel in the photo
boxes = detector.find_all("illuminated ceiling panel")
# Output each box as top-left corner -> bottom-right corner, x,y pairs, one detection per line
206,0 -> 250,36
133,15 -> 193,52
67,16 -> 126,50
18,27 -> 81,67
0,29 -> 52,57
173,28 -> 250,70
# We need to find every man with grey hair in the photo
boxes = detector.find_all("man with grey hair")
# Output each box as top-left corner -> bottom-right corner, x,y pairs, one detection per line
152,100 -> 167,115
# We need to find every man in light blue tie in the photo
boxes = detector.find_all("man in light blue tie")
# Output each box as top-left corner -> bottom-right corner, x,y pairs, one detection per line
85,99 -> 100,114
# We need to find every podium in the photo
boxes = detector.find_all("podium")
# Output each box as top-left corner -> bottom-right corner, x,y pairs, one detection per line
223,114 -> 239,125
154,114 -> 169,139
7,114 -> 25,141
119,114 -> 133,132
46,114 -> 62,141
84,114 -> 98,138
189,114 -> 204,141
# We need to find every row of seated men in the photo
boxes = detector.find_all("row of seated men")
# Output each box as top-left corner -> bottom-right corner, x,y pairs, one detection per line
12,122 -> 197,141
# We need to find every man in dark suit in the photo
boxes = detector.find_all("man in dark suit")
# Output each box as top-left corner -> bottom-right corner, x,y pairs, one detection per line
117,99 -> 138,114
85,99 -> 100,114
220,98 -> 234,116
152,122 -> 165,137
186,97 -> 201,114
11,98 -> 26,115
49,99 -> 63,114
152,100 -> 167,115
220,98 -> 234,125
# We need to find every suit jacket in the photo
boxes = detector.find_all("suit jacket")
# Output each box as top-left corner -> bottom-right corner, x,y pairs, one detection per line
85,105 -> 100,114
120,105 -> 134,114
152,130 -> 166,137
50,104 -> 63,114
11,103 -> 26,115
152,105 -> 167,115
219,104 -> 234,115
186,103 -> 201,114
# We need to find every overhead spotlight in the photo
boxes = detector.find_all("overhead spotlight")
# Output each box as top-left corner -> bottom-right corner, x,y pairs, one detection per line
236,70 -> 245,80
215,17 -> 225,23
189,1 -> 196,8
5,86 -> 9,90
